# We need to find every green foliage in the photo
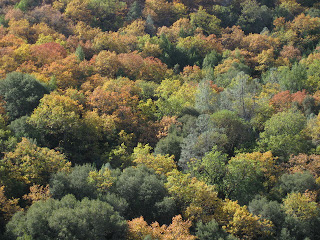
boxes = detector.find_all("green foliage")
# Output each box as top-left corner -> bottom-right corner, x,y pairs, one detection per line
279,63 -> 308,92
188,146 -> 227,193
249,196 -> 285,234
196,219 -> 238,240
278,172 -> 318,197
195,80 -> 220,114
114,166 -> 176,224
258,110 -> 311,160
210,110 -> 253,154
154,130 -> 183,161
190,7 -> 221,35
75,45 -> 85,61
0,72 -> 49,121
50,164 -> 97,200
223,155 -> 265,205
179,114 -> 228,169
6,194 -> 127,240
237,0 -> 273,33
202,50 -> 222,70
127,1 -> 142,21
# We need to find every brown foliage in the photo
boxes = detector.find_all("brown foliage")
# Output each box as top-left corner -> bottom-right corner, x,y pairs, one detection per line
288,154 -> 320,178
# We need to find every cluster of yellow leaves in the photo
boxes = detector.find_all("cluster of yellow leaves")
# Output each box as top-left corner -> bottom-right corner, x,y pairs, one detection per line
220,199 -> 273,239
165,169 -> 222,222
2,138 -> 71,185
283,192 -> 319,221
234,151 -> 279,188
88,167 -> 117,193
127,215 -> 196,240
23,184 -> 51,205
132,143 -> 177,175
0,185 -> 21,222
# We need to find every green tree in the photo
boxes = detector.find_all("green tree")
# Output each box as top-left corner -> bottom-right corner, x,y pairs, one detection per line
279,63 -> 308,92
114,166 -> 176,224
50,164 -> 97,200
6,194 -> 127,240
190,7 -> 221,35
258,110 -> 311,160
0,72 -> 49,121
188,146 -> 228,194
196,219 -> 238,240
236,0 -> 272,33
277,172 -> 318,198
75,45 -> 85,61
126,1 -> 142,21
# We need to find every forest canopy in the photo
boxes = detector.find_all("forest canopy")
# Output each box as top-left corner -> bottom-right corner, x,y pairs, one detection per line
1,0 -> 320,239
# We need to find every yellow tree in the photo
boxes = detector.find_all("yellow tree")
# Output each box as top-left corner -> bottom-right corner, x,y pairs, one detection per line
165,170 -> 222,223
132,143 -> 177,175
127,215 -> 197,240
1,138 -> 71,186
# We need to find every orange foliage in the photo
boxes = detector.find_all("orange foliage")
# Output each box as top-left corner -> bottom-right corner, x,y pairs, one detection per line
288,154 -> 320,178
270,90 -> 293,112
127,215 -> 196,240
270,90 -> 308,112
221,26 -> 245,50
30,42 -> 67,67
0,186 -> 21,223
280,45 -> 302,62
157,116 -> 180,139
23,184 -> 51,205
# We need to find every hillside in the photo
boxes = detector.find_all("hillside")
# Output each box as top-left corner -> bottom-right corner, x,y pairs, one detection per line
1,0 -> 320,239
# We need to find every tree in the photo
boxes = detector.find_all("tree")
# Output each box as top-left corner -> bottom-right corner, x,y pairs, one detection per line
188,146 -> 228,194
179,114 -> 228,170
258,109 -> 311,160
50,164 -> 97,200
219,199 -> 273,239
126,1 -> 143,21
165,169 -> 222,223
195,219 -> 238,240
29,92 -> 112,164
210,110 -> 253,155
75,45 -> 85,61
114,166 -> 176,224
219,72 -> 260,121
277,172 -> 318,198
223,152 -> 277,205
278,63 -> 308,92
1,138 -> 70,187
194,80 -> 220,114
249,196 -> 285,235
287,154 -> 320,178
0,72 -> 49,121
132,143 -> 177,176
6,194 -> 127,240
237,0 -> 273,33
190,7 -> 221,35
127,215 -> 197,240
0,185 -> 21,234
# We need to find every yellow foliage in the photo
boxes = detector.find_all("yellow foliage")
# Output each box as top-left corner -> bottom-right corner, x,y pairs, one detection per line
23,184 -> 51,205
220,199 -> 273,240
166,170 -> 222,222
133,143 -> 177,175
88,167 -> 116,193
2,138 -> 71,185
283,192 -> 319,220
127,215 -> 197,240
0,185 -> 21,222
